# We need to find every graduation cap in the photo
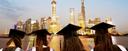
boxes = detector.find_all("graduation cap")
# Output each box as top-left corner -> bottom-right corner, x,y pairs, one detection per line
57,24 -> 81,38
90,22 -> 115,30
57,24 -> 86,51
30,29 -> 51,36
9,29 -> 26,39
30,29 -> 50,49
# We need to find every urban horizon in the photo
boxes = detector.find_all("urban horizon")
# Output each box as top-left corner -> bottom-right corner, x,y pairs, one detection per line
0,0 -> 128,34
0,0 -> 128,51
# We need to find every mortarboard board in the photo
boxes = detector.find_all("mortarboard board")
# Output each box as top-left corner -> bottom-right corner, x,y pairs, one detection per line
30,29 -> 50,50
57,24 -> 86,51
9,29 -> 26,39
31,29 -> 51,36
90,22 -> 115,30
57,24 -> 81,38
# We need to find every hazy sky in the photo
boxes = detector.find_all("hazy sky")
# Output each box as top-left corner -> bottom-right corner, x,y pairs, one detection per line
0,0 -> 128,34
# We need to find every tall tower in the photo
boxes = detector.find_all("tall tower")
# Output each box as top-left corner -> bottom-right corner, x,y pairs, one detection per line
78,0 -> 86,35
49,0 -> 60,34
51,0 -> 57,21
70,8 -> 75,24
78,0 -> 86,28
81,0 -> 86,21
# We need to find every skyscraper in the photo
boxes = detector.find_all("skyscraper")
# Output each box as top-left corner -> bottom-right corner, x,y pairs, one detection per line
49,0 -> 60,34
80,0 -> 86,28
31,20 -> 39,32
25,18 -> 32,34
105,17 -> 112,24
51,0 -> 57,21
70,8 -> 75,24
78,0 -> 86,35
81,0 -> 86,23
15,20 -> 24,31
94,17 -> 101,24
40,18 -> 47,29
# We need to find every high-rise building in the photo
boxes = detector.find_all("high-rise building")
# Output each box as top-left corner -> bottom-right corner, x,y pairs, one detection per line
51,0 -> 57,22
49,0 -> 60,34
94,17 -> 101,24
47,17 -> 53,33
105,17 -> 112,24
81,0 -> 86,21
25,18 -> 32,34
78,0 -> 86,35
31,20 -> 39,32
80,0 -> 86,27
86,19 -> 95,34
40,18 -> 47,29
24,19 -> 37,50
11,0 -> 119,50
70,8 -> 75,24
51,0 -> 56,17
15,20 -> 24,31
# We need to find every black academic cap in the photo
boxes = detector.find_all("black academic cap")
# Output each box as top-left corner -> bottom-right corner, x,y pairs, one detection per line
31,29 -> 51,36
57,24 -> 81,35
90,22 -> 115,30
9,29 -> 26,39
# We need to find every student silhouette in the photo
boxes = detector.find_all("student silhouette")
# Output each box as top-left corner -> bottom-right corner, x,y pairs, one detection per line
57,24 -> 85,51
90,22 -> 126,51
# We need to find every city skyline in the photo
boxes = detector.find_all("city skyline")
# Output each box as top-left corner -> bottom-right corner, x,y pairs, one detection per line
0,0 -> 128,34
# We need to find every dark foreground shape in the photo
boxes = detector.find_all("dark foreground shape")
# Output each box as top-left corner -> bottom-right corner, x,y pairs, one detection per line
3,47 -> 16,51
3,29 -> 25,51
30,29 -> 51,51
57,24 -> 86,51
90,22 -> 123,51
